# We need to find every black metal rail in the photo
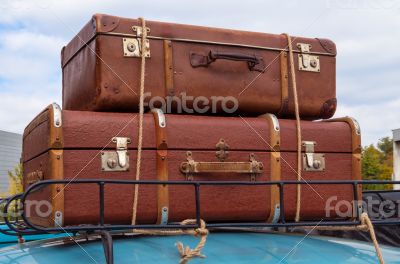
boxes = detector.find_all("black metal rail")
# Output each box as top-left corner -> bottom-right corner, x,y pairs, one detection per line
1,179 -> 400,264
0,179 -> 397,235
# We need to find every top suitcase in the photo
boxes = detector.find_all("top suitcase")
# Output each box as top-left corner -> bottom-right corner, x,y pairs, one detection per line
62,14 -> 337,119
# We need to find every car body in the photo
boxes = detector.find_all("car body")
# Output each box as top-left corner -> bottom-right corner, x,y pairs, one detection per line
0,231 -> 398,263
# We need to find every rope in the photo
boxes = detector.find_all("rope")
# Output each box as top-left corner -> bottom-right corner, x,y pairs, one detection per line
129,18 -> 209,263
283,33 -> 302,222
132,219 -> 209,264
302,213 -> 384,264
131,17 -> 148,225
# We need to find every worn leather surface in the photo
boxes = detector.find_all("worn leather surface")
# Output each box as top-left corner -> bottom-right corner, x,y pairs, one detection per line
62,14 -> 336,119
23,110 -> 356,225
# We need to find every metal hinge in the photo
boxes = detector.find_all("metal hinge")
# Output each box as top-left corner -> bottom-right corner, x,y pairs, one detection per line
302,141 -> 325,171
160,206 -> 168,225
122,26 -> 151,58
297,43 -> 320,72
271,204 -> 281,223
54,211 -> 63,227
52,103 -> 62,128
101,137 -> 131,171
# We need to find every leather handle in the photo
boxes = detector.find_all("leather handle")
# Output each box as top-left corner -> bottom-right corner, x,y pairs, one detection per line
190,50 -> 265,72
180,152 -> 263,181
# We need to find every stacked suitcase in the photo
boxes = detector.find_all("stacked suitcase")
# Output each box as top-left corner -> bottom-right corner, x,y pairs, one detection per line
22,14 -> 361,227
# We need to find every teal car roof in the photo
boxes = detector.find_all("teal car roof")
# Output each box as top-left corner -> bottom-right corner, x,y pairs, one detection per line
0,232 -> 399,263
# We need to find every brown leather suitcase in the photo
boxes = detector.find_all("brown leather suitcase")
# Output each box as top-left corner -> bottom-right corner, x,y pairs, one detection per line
22,104 -> 359,228
62,14 -> 337,119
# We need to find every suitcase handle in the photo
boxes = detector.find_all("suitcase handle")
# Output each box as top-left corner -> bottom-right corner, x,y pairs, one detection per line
180,151 -> 264,181
190,50 -> 266,72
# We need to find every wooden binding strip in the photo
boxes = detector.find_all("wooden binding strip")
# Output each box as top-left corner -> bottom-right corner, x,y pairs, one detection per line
152,109 -> 169,225
323,116 -> 362,212
47,103 -> 65,228
24,103 -> 65,228
259,114 -> 281,223
163,40 -> 174,97
278,51 -> 289,117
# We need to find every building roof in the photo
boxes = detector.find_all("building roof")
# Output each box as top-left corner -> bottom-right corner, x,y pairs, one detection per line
393,128 -> 400,142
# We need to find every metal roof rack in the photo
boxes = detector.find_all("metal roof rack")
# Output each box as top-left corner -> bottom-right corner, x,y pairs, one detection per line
1,179 -> 400,264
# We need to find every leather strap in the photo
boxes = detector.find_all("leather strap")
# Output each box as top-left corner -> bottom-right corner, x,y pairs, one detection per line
164,40 -> 174,97
152,109 -> 169,224
278,51 -> 289,117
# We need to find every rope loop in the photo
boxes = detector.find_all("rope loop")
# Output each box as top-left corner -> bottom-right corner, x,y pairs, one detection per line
176,219 -> 208,264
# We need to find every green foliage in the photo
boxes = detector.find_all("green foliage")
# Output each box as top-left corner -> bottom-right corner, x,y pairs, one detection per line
0,164 -> 23,222
7,163 -> 23,195
362,137 -> 393,190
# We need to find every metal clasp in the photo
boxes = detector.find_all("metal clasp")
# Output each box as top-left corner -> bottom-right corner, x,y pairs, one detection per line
297,43 -> 320,72
302,141 -> 325,172
216,138 -> 229,162
122,26 -> 151,58
101,137 -> 131,172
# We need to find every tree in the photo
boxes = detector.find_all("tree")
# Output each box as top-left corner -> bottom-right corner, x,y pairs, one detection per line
362,137 -> 393,190
377,137 -> 393,168
0,164 -> 24,222
377,137 -> 393,158
7,163 -> 23,195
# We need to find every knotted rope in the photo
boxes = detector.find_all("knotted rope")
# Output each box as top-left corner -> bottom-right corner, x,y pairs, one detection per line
132,219 -> 209,264
302,213 -> 384,264
132,17 -> 148,225
283,33 -> 302,222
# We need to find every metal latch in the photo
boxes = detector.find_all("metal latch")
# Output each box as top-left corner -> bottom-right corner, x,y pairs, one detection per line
302,141 -> 325,171
101,137 -> 131,171
297,43 -> 320,72
123,26 -> 151,58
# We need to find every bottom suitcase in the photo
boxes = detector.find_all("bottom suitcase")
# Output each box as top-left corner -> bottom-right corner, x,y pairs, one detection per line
22,103 -> 361,227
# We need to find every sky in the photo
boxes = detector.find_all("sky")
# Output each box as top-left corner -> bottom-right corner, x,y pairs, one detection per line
0,0 -> 399,146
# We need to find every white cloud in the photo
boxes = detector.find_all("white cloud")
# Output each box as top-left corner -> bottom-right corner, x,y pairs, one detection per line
335,98 -> 400,145
0,93 -> 55,133
0,0 -> 399,145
